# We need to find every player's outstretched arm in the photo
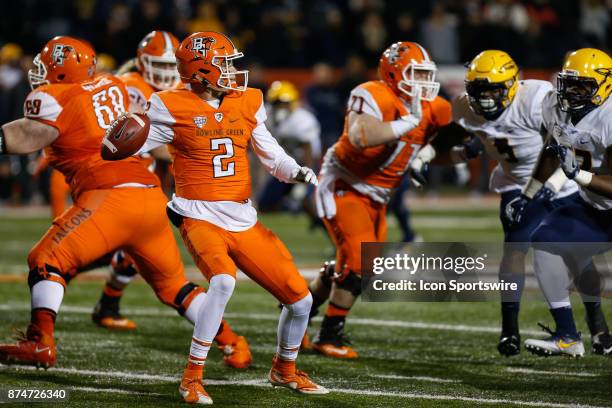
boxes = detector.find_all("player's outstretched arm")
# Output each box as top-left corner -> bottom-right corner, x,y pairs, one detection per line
347,110 -> 422,149
408,123 -> 481,187
0,118 -> 59,155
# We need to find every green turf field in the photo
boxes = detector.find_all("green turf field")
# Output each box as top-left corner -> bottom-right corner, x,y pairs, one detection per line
1,209 -> 611,407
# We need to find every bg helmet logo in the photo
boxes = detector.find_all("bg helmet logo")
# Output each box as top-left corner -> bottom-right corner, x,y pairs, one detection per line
51,44 -> 70,66
387,44 -> 401,64
191,37 -> 216,58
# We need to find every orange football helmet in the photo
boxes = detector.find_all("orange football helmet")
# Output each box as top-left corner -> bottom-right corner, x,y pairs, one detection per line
136,30 -> 180,90
175,31 -> 248,92
379,41 -> 439,101
28,36 -> 96,89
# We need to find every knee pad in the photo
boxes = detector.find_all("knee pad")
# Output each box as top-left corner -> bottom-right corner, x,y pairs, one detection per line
28,264 -> 72,289
336,270 -> 363,297
173,282 -> 206,316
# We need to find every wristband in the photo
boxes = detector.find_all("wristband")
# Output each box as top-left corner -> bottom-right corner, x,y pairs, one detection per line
390,116 -> 419,138
545,167 -> 568,193
415,144 -> 436,163
0,126 -> 5,155
522,178 -> 543,199
574,170 -> 593,186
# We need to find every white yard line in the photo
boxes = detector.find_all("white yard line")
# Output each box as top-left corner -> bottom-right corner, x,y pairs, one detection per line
507,367 -> 598,378
0,303 -> 544,336
371,374 -> 459,383
1,365 -> 608,408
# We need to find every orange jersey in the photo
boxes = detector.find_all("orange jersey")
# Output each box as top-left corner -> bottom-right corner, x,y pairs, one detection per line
25,74 -> 159,198
333,80 -> 451,189
146,87 -> 263,201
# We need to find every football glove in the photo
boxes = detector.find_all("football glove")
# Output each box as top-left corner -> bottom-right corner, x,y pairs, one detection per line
504,187 -> 555,227
292,166 -> 318,186
547,144 -> 579,179
408,144 -> 435,188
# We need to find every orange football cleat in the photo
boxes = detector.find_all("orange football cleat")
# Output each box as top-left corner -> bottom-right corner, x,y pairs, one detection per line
179,367 -> 212,405
93,315 -> 137,331
92,302 -> 137,331
0,324 -> 56,368
268,355 -> 329,394
217,335 -> 252,369
312,342 -> 358,359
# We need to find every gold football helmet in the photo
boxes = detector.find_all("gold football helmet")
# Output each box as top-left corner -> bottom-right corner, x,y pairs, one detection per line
266,81 -> 300,106
465,50 -> 519,119
557,48 -> 612,115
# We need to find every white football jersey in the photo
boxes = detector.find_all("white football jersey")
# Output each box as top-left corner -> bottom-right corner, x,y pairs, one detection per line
453,79 -> 578,198
266,107 -> 321,163
541,91 -> 612,210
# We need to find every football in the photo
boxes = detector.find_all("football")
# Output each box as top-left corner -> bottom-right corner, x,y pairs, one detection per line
100,113 -> 150,161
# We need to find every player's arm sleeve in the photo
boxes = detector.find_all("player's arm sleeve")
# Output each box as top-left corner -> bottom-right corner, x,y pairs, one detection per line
347,87 -> 383,119
23,90 -> 63,129
138,93 -> 175,154
250,101 -> 301,183
1,90 -> 62,153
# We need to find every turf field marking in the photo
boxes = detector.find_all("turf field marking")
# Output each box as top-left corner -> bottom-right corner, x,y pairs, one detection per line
371,374 -> 460,383
0,303 -> 544,336
507,367 -> 598,378
2,365 -> 608,408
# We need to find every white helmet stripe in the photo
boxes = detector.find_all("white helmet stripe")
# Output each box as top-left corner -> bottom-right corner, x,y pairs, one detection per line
414,43 -> 430,61
162,32 -> 173,54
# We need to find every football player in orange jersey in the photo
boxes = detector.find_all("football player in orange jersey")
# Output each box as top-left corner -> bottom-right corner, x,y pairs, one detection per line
0,36 -> 251,370
310,42 -> 452,359
91,30 -> 181,331
127,31 -> 328,403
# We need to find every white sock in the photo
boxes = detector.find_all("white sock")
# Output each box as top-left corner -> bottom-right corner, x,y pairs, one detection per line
188,274 -> 235,365
533,249 -> 571,309
183,292 -> 206,325
31,280 -> 64,313
277,293 -> 312,361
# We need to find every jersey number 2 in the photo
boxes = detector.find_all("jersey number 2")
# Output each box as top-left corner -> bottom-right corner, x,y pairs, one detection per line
92,86 -> 126,129
211,138 -> 235,178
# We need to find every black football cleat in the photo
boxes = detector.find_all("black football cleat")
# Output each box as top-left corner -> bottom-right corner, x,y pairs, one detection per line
591,332 -> 612,356
498,333 -> 521,357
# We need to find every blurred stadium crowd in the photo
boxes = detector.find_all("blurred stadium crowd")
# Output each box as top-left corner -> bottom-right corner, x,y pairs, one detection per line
0,0 -> 610,205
